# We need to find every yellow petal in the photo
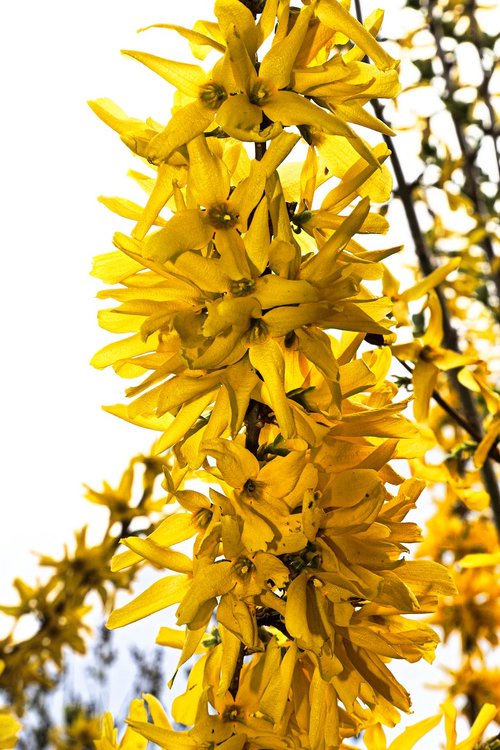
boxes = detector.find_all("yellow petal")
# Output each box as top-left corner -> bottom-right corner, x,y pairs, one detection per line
111,513 -> 195,571
143,210 -> 212,262
187,136 -> 230,206
364,724 -> 387,750
218,592 -> 259,648
0,714 -> 21,749
107,574 -> 191,629
264,92 -> 378,167
301,197 -> 370,281
256,0 -> 280,46
133,163 -> 179,241
316,0 -> 399,70
244,198 -> 270,274
215,227 -> 253,279
321,143 -> 391,212
147,101 -> 214,164
122,51 -> 207,96
125,721 -> 196,750
284,572 -> 309,642
203,438 -> 259,488
216,94 -> 262,136
215,0 -> 259,59
387,713 -> 442,750
91,333 -> 156,370
253,276 -> 319,308
259,3 -> 315,89
395,560 -> 457,598
250,339 -> 296,438
138,23 -> 225,56
260,643 -> 298,723
218,624 -> 243,696
263,302 -> 330,337
456,704 -> 497,750
176,562 -> 235,625
333,101 -> 395,136
222,359 -> 260,436
174,251 -> 228,293
91,249 -> 143,284
400,258 -> 460,302
122,538 -> 193,573
474,415 -> 500,468
412,359 -> 438,423
458,552 -> 500,567
156,373 -> 221,417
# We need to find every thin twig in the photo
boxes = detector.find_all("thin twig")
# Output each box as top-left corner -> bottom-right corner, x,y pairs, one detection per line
426,0 -> 500,307
353,0 -> 500,534
398,359 -> 500,463
229,643 -> 245,699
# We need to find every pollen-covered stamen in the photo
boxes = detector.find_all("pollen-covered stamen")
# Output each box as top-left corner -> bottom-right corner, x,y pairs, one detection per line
193,507 -> 212,530
249,78 -> 273,106
230,278 -> 255,296
199,81 -> 228,110
419,344 -> 439,362
242,478 -> 264,499
207,202 -> 239,229
222,704 -> 242,722
233,557 -> 255,580
247,317 -> 268,343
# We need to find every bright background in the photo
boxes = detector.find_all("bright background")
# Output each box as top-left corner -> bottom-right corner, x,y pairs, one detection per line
0,0 -> 451,732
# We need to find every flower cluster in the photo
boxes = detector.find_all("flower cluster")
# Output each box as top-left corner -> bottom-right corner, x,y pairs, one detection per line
0,455 -> 164,718
85,1 -> 491,748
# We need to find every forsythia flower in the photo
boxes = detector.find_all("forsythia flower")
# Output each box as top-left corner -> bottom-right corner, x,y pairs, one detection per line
83,0 -> 499,748
0,712 -> 21,750
392,292 -> 478,421
0,663 -> 20,750
341,700 -> 497,750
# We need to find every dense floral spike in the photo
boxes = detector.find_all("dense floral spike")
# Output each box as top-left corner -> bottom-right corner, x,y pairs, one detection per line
83,0 -> 500,747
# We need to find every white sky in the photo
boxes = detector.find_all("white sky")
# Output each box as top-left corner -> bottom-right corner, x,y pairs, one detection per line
0,0 -> 470,741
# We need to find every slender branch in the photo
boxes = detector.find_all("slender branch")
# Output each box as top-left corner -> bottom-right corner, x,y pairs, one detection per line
398,359 -> 500,463
353,1 -> 500,534
229,644 -> 245,699
425,0 -> 500,308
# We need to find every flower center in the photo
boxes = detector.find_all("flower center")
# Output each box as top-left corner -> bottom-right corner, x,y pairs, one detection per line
193,507 -> 212,530
247,318 -> 268,343
207,202 -> 239,229
249,78 -> 272,106
419,344 -> 439,362
233,557 -> 255,579
199,81 -> 227,110
230,278 -> 255,296
222,705 -> 241,722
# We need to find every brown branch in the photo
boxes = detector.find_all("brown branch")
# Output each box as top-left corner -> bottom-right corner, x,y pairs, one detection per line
398,359 -> 500,463
229,642 -> 245,699
425,0 -> 500,309
371,101 -> 500,533
353,1 -> 500,534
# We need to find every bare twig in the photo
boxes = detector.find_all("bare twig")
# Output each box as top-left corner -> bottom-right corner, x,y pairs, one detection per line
353,0 -> 500,534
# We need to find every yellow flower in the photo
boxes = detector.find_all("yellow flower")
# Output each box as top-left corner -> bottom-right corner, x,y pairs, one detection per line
95,699 -> 149,750
392,292 -> 479,422
383,258 -> 461,327
0,711 -> 21,750
458,364 -> 500,468
345,700 -> 497,750
0,665 -> 21,750
120,0 -> 400,166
